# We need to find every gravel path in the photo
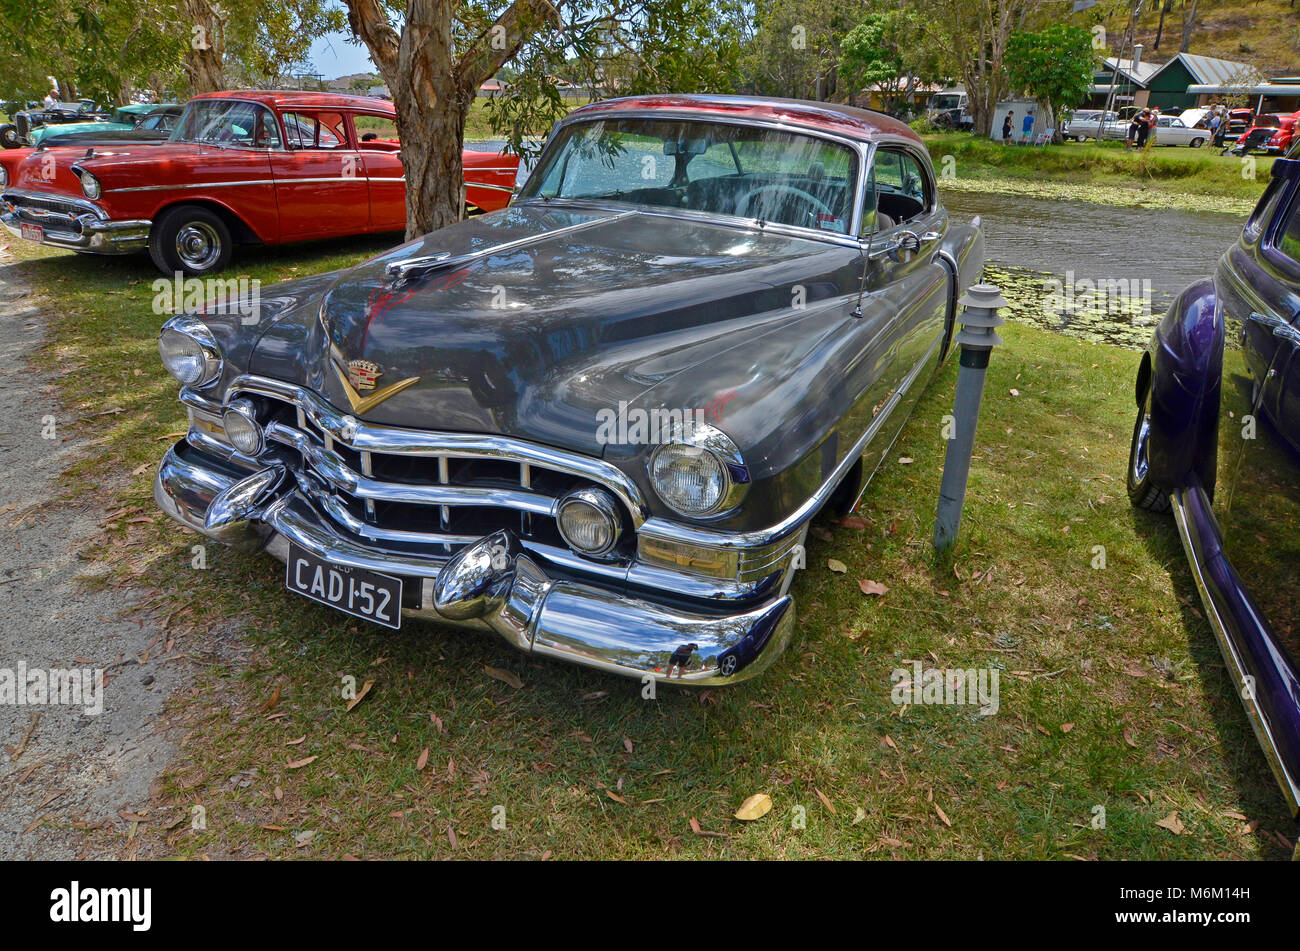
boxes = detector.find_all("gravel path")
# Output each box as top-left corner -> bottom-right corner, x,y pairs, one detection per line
0,255 -> 189,859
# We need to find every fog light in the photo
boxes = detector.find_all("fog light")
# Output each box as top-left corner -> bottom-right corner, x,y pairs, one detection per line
556,487 -> 621,557
222,399 -> 264,456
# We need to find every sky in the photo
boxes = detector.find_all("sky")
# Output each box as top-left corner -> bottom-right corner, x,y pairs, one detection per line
307,30 -> 377,79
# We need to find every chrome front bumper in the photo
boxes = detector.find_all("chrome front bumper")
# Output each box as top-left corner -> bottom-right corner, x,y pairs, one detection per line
155,442 -> 797,686
1,194 -> 150,254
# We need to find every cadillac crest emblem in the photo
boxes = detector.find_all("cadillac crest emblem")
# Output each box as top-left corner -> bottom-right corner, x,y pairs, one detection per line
347,360 -> 382,392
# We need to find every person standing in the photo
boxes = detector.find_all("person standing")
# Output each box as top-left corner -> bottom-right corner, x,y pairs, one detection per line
1134,108 -> 1151,149
1002,110 -> 1014,144
1146,107 -> 1161,149
1126,111 -> 1141,149
1021,110 -> 1035,145
43,88 -> 58,107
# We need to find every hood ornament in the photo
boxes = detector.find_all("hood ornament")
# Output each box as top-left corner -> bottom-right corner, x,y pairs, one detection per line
332,360 -> 420,415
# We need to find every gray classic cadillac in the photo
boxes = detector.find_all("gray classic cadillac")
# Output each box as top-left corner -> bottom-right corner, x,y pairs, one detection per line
153,94 -> 984,685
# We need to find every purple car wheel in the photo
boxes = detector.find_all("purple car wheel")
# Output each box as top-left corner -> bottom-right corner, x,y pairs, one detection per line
1127,387 -> 1171,513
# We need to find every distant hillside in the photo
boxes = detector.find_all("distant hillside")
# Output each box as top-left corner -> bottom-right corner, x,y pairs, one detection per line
1106,0 -> 1300,76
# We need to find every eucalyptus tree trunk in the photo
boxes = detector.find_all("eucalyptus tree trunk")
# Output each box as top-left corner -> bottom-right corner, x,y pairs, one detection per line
345,0 -> 555,239
1180,0 -> 1199,53
183,0 -> 226,94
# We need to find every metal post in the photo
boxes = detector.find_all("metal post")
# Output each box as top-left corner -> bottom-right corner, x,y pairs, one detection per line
933,284 -> 1007,551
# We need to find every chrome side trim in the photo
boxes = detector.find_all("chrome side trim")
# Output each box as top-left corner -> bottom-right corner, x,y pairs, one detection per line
465,181 -> 514,194
1171,485 -> 1300,816
106,179 -> 279,193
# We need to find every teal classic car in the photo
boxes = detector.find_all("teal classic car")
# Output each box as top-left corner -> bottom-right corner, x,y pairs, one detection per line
24,103 -> 180,146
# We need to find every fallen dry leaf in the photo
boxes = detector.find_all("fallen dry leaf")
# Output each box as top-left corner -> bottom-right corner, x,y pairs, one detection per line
839,515 -> 868,529
258,684 -> 282,713
484,666 -> 524,689
1060,723 -> 1074,733
827,558 -> 848,573
1155,811 -> 1185,835
934,803 -> 952,827
622,737 -> 634,754
605,789 -> 628,804
814,788 -> 837,815
286,756 -> 318,769
734,793 -> 772,821
859,579 -> 889,596
345,679 -> 375,712
416,748 -> 429,771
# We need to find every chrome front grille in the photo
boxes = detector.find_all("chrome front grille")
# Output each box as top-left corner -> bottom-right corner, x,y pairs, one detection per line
15,114 -> 28,139
226,379 -> 644,561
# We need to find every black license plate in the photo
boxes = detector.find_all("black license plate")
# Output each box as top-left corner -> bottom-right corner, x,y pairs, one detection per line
285,543 -> 403,629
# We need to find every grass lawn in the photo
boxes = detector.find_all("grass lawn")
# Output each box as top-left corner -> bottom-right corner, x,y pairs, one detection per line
923,132 -> 1274,215
2,233 -> 1295,860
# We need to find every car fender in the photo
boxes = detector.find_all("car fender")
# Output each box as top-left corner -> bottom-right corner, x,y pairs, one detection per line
1141,276 -> 1223,496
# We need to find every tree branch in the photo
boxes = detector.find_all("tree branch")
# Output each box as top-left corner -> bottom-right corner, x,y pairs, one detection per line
343,0 -> 401,78
456,0 -> 561,97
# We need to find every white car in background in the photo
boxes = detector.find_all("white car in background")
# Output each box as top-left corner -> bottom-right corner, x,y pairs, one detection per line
1152,114 -> 1211,148
1063,110 -> 1126,142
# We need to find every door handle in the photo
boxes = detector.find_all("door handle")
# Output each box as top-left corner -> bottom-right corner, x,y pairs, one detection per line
868,229 -> 942,261
1248,312 -> 1300,346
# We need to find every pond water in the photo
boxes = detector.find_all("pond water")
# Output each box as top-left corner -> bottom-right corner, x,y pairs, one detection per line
942,188 -> 1249,349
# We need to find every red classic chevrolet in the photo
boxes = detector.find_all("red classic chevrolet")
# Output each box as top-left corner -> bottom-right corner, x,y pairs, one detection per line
0,91 -> 519,275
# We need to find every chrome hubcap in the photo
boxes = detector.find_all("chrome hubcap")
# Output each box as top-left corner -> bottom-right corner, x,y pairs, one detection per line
1131,411 -> 1151,484
175,221 -> 221,270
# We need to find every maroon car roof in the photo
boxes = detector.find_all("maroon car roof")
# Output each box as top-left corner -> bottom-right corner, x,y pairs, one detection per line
566,94 -> 922,144
191,90 -> 396,114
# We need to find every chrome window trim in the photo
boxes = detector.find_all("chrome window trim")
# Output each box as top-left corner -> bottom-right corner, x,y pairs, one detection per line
519,111 -> 872,242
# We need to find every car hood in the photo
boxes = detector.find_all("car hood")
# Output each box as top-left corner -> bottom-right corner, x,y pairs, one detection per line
249,202 -> 861,455
8,141 -> 210,192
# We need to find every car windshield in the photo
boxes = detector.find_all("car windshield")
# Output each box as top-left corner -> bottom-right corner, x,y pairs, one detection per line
520,117 -> 858,235
170,99 -> 282,148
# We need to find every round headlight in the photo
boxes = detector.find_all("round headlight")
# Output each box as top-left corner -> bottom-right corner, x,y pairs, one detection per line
647,421 -> 748,519
80,171 -> 100,200
556,487 -> 621,556
649,443 -> 728,517
221,399 -> 264,456
0,164 -> 8,189
158,316 -> 221,386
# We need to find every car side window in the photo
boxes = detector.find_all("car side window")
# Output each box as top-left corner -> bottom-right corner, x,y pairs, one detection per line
1276,190 -> 1300,267
868,148 -> 931,231
282,111 -> 347,150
